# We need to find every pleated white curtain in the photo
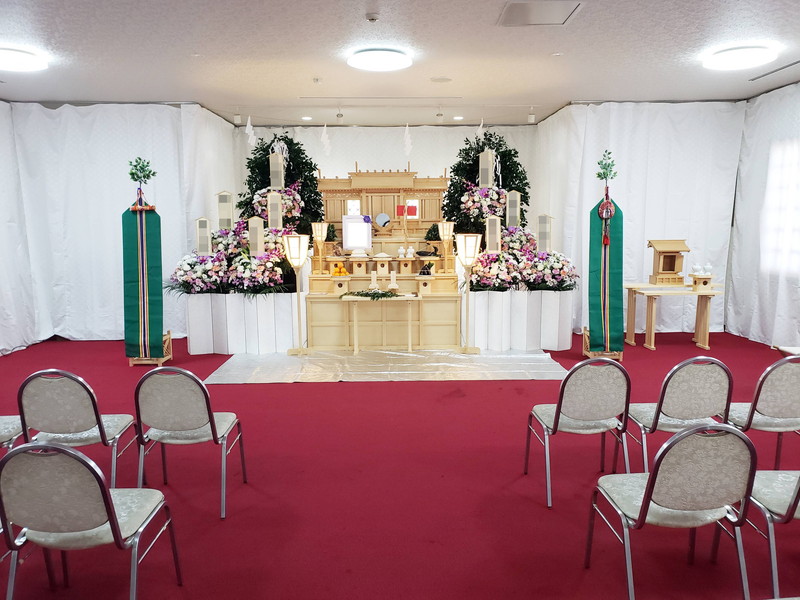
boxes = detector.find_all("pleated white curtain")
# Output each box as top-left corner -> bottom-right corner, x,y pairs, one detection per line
1,103 -> 236,354
534,101 -> 746,335
728,82 -> 800,347
0,102 -> 37,353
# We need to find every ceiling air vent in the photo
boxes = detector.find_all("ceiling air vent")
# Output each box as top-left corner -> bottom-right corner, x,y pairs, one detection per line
498,1 -> 582,26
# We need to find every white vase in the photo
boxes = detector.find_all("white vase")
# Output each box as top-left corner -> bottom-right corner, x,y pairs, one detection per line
487,291 -> 512,351
186,294 -> 214,355
510,290 -> 543,352
540,290 -> 574,351
470,291 -> 490,350
210,294 -> 247,354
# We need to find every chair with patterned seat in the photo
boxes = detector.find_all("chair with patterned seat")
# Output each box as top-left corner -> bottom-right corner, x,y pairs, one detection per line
18,369 -> 134,486
134,366 -> 247,519
0,417 -> 22,454
748,469 -> 800,599
726,355 -> 800,469
0,442 -> 182,600
585,424 -> 758,600
524,357 -> 631,508
627,356 -> 733,472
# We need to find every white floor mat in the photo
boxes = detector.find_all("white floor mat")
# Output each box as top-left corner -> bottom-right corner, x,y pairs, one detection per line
203,349 -> 568,384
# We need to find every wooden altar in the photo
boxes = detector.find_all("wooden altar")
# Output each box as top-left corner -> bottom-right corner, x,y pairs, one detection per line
307,169 -> 461,351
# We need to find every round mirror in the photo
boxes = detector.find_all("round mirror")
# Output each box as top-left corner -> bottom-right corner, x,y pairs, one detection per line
376,213 -> 391,227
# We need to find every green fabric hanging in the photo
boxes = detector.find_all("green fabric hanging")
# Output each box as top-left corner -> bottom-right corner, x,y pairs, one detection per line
588,199 -> 624,352
122,195 -> 163,358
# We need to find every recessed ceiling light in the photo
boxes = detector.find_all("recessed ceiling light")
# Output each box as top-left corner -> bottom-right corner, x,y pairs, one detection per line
551,52 -> 564,57
453,116 -> 464,121
430,76 -> 452,83
0,47 -> 48,72
347,49 -> 412,72
702,44 -> 780,71
301,116 -> 312,121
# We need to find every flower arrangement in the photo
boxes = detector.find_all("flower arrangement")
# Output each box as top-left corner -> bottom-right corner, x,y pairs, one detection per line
518,251 -> 579,291
252,181 -> 304,222
460,183 -> 507,221
467,227 -> 578,292
167,220 -> 291,294
470,252 -> 519,291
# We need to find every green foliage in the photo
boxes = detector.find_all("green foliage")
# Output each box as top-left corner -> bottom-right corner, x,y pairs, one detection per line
326,223 -> 337,242
596,150 -> 617,183
424,224 -> 441,241
128,157 -> 157,186
238,134 -> 323,235
442,131 -> 530,233
340,290 -> 400,301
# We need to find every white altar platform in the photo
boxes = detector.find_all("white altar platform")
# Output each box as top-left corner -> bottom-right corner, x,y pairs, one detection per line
203,349 -> 567,384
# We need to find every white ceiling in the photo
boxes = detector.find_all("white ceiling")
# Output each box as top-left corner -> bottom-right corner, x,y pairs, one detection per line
2,0 -> 799,127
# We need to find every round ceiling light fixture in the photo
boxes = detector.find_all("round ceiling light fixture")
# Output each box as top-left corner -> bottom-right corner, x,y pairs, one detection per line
0,47 -> 48,72
702,44 -> 779,71
347,48 -> 412,72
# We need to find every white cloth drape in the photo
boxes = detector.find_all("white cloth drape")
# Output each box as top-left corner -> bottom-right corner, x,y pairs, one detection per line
534,102 -> 746,335
0,102 -> 37,353
728,82 -> 800,347
1,103 -> 236,354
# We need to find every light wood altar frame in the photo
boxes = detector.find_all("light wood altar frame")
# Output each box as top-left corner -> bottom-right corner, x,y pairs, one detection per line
307,169 -> 460,352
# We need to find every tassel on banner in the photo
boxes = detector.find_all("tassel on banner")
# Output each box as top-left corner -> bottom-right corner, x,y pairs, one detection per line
404,123 -> 413,157
245,116 -> 256,146
476,118 -> 484,139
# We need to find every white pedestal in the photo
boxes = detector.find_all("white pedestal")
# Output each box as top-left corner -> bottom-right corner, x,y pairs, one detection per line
540,290 -> 574,351
186,295 -> 214,355
274,293 -> 294,352
487,291 -> 512,351
471,291 -> 489,350
243,295 -> 277,354
210,294 -> 246,354
510,290 -> 543,352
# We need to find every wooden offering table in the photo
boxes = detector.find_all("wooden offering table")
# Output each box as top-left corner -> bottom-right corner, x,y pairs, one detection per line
342,294 -> 420,354
625,283 -> 723,351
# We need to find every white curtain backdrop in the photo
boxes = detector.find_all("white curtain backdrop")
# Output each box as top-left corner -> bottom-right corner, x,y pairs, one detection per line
728,82 -> 800,347
0,102 -> 37,353
1,103 -> 236,354
534,101 -> 746,336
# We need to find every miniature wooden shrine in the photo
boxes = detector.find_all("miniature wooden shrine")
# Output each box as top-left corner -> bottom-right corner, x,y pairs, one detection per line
307,168 -> 460,351
647,239 -> 690,285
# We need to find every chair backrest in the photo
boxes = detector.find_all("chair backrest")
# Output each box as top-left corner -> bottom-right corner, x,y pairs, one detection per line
135,367 -> 216,437
657,357 -> 732,422
555,358 -> 631,430
637,424 -> 756,526
0,443 -> 123,549
18,370 -> 104,439
751,356 -> 800,419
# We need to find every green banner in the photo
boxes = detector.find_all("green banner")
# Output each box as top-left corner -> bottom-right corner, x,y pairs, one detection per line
588,199 -> 624,352
122,198 -> 163,358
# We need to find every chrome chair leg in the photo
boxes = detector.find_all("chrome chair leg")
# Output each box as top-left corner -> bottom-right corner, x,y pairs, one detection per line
764,515 -> 780,599
640,426 -> 649,473
734,526 -> 751,600
42,548 -> 56,589
160,443 -> 168,485
237,422 -> 248,483
220,434 -> 228,519
129,539 -> 139,600
775,432 -> 783,469
543,429 -> 552,508
137,444 -> 145,488
585,489 -> 598,568
164,505 -> 183,586
687,528 -> 696,565
600,432 -> 607,472
6,550 -> 18,600
523,413 -> 534,474
621,432 -> 631,473
110,438 -> 119,487
622,525 -> 635,600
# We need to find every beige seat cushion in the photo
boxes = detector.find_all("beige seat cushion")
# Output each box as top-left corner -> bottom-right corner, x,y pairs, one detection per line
752,471 -> 800,518
629,403 -> 717,432
532,404 -> 620,435
35,414 -> 134,446
145,412 -> 238,445
0,416 -> 22,445
24,488 -> 164,550
598,473 -> 728,528
727,403 -> 800,432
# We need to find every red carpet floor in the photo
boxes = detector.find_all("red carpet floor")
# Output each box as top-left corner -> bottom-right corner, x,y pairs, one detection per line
0,332 -> 796,600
